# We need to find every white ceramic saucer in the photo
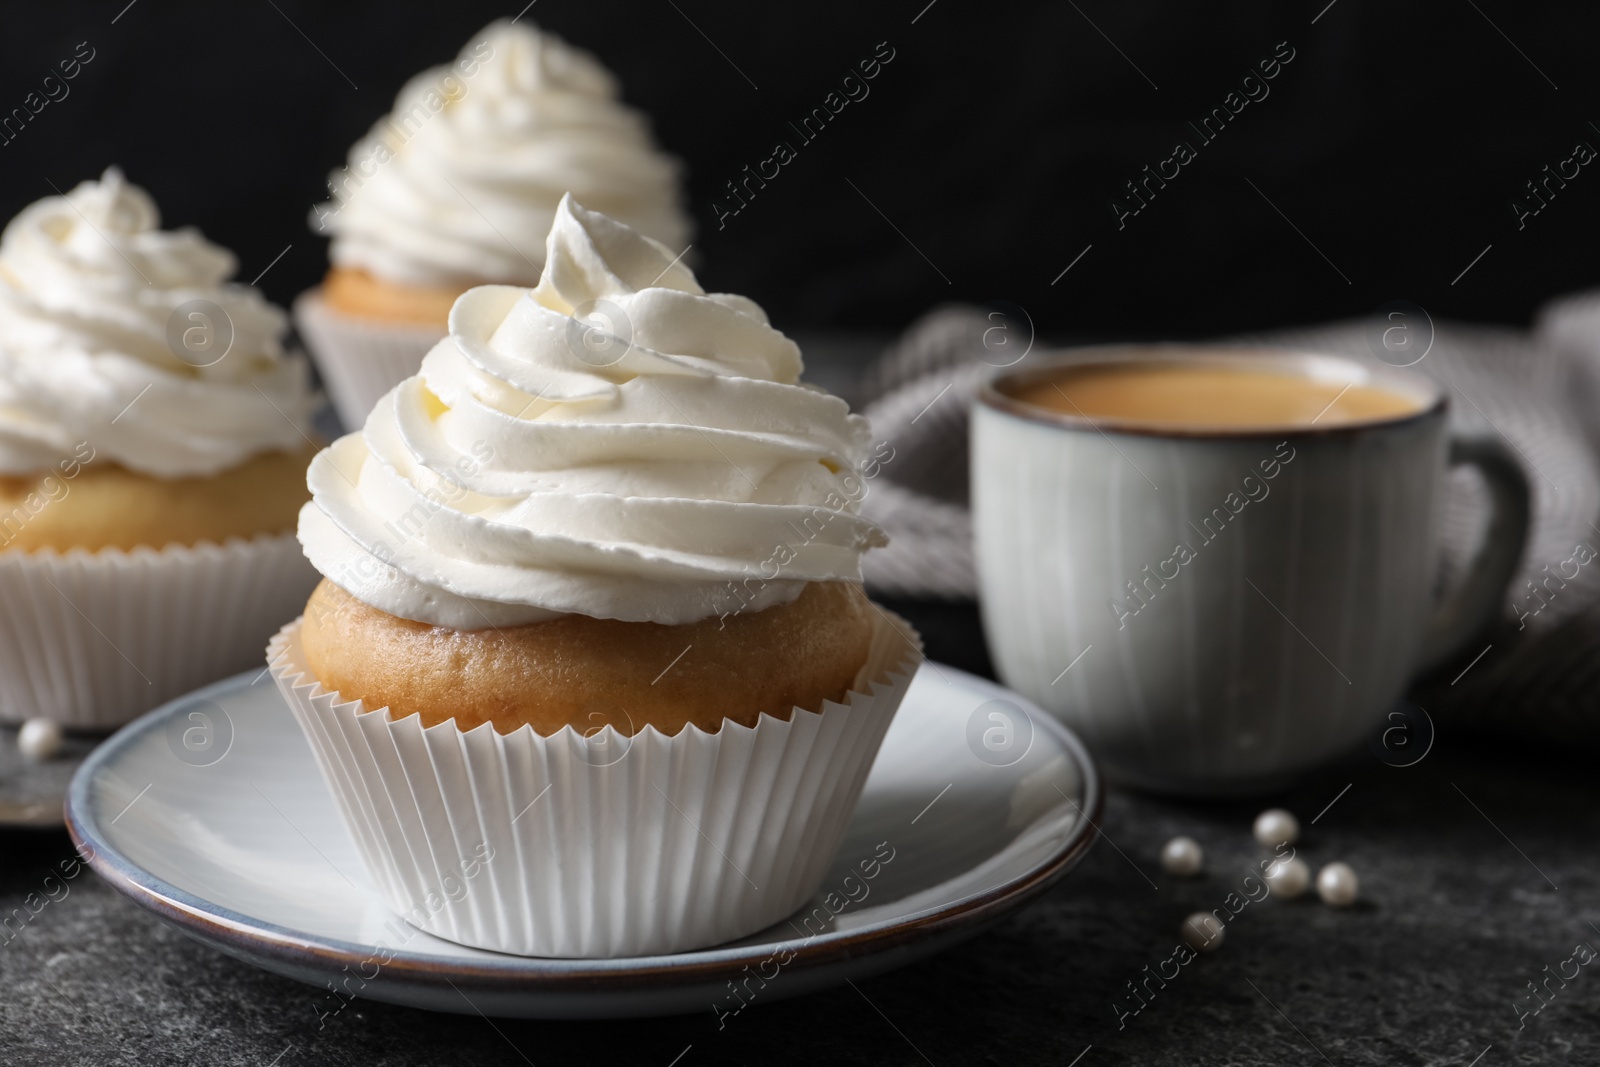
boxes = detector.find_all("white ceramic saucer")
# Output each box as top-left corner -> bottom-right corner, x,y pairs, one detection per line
66,662 -> 1101,1019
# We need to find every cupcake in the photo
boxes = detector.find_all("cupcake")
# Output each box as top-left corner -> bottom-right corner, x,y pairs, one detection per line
0,169 -> 321,729
296,19 -> 692,430
270,196 -> 919,958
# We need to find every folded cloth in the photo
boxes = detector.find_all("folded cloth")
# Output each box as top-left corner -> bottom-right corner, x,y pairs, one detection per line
858,298 -> 1600,748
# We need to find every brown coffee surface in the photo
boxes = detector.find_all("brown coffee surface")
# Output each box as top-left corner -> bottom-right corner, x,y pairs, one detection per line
1010,362 -> 1423,430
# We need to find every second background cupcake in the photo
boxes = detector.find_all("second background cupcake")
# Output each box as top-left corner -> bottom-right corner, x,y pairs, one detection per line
295,18 -> 693,430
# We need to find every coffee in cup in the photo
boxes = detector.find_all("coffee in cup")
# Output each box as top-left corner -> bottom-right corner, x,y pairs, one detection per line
1008,362 -> 1423,431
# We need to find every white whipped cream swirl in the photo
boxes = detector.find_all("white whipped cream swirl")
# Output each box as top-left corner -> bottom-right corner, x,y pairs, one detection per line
0,168 -> 317,478
315,20 -> 691,289
300,196 -> 886,627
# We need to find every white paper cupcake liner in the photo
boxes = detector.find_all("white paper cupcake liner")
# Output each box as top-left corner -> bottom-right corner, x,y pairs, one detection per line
268,606 -> 921,958
0,534 -> 318,730
293,290 -> 446,431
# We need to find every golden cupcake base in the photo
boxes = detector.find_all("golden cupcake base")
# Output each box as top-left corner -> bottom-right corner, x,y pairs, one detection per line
0,446 -> 316,553
322,266 -> 469,328
299,578 -> 875,736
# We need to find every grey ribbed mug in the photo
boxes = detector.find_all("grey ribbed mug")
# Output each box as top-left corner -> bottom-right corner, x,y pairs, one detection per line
972,347 -> 1529,794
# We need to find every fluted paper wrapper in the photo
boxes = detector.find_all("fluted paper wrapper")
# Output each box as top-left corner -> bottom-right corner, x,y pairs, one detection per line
0,535 -> 317,730
268,609 -> 921,958
293,290 -> 446,431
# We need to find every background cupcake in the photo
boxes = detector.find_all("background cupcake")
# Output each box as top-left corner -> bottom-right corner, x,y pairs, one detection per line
272,196 -> 918,958
0,168 -> 320,729
295,18 -> 692,430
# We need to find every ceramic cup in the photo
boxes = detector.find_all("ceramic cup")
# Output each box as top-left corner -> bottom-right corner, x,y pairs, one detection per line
972,346 -> 1529,794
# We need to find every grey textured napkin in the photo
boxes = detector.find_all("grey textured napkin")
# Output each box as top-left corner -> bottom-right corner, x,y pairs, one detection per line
858,299 -> 1600,748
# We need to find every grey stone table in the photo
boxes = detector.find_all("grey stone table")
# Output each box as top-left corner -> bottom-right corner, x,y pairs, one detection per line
1,598 -> 1596,1067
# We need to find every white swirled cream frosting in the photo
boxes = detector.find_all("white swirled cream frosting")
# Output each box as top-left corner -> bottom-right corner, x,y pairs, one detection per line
300,196 -> 887,628
314,20 -> 690,289
0,168 -> 317,478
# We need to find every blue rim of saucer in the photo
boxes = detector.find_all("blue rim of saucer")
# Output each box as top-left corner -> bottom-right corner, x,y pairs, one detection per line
65,664 -> 1103,994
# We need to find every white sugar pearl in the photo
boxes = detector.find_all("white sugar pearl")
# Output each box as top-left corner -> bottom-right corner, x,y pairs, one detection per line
1316,862 -> 1359,907
1160,836 -> 1204,877
1253,808 -> 1300,849
1264,856 -> 1310,899
18,718 -> 63,762
1181,912 -> 1225,952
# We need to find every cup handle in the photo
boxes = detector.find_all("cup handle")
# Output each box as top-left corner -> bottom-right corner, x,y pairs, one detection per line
1415,434 -> 1531,674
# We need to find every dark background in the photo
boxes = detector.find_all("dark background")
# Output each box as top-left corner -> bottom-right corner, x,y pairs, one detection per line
1,1 -> 1596,342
